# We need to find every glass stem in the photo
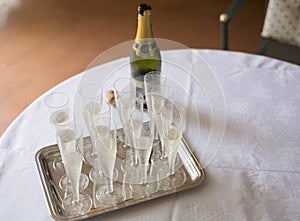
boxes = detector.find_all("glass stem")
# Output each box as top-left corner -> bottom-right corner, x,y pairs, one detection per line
169,155 -> 176,175
72,179 -> 80,202
161,139 -> 166,158
141,164 -> 148,184
107,177 -> 114,193
90,134 -> 98,156
132,148 -> 138,165
154,116 -> 160,141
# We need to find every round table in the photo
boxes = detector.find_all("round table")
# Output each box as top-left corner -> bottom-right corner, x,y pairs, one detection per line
0,49 -> 299,221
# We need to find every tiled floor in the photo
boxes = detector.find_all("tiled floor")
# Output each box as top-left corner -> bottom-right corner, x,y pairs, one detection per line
0,0 -> 265,135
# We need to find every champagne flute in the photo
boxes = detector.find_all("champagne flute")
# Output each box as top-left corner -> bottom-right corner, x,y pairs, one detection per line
144,71 -> 173,115
120,100 -> 144,173
79,83 -> 111,166
45,93 -> 89,192
89,115 -> 119,185
129,110 -> 159,197
44,92 -> 72,172
93,117 -> 123,205
154,97 -> 174,159
56,123 -> 92,216
144,72 -> 173,159
113,78 -> 143,157
158,102 -> 186,190
44,92 -> 71,127
146,88 -> 174,160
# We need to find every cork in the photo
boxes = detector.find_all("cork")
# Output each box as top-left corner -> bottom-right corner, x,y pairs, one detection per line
106,90 -> 115,106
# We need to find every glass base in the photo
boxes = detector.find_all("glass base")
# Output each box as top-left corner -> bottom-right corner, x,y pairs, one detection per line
52,158 -> 64,173
89,167 -> 119,184
130,182 -> 159,198
116,133 -> 130,159
149,144 -> 162,163
95,183 -> 124,206
120,159 -> 137,174
158,167 -> 186,191
59,173 -> 89,193
83,149 -> 98,168
62,193 -> 92,216
121,160 -> 160,184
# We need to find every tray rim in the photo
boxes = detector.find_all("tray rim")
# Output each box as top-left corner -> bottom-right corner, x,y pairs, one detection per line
35,137 -> 205,221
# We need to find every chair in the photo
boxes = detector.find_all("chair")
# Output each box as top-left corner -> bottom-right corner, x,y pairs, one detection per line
220,0 -> 300,65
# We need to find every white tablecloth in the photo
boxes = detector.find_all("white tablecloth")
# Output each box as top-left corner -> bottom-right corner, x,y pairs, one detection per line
0,49 -> 299,221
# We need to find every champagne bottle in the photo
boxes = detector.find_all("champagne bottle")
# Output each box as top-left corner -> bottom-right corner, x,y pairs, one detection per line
130,3 -> 161,97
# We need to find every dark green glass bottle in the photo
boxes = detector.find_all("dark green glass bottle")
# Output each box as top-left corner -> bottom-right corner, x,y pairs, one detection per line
130,4 -> 161,97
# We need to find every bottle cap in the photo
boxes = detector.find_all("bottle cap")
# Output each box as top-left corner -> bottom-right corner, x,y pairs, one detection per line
138,4 -> 151,16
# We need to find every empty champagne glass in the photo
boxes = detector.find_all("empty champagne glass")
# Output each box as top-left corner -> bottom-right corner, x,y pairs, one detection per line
79,83 -> 111,166
56,123 -> 92,216
93,117 -> 123,205
44,92 -> 72,172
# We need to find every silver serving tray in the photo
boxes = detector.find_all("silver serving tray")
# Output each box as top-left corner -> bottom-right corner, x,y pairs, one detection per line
35,134 -> 205,221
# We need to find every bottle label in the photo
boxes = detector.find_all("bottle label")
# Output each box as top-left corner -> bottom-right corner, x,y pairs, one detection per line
131,78 -> 148,109
131,77 -> 144,90
133,39 -> 158,58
